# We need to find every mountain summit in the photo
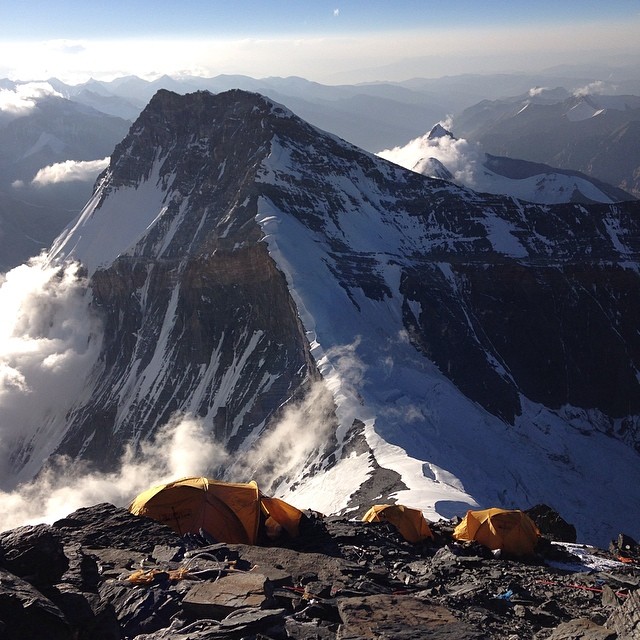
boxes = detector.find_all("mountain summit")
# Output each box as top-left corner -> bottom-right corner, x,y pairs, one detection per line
23,89 -> 640,544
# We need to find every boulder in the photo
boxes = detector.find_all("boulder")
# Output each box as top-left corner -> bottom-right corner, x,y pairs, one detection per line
0,568 -> 71,640
337,593 -> 483,639
547,618 -> 616,639
605,589 -> 640,639
53,503 -> 182,552
182,571 -> 271,617
526,504 -> 577,543
98,579 -> 182,637
0,523 -> 68,585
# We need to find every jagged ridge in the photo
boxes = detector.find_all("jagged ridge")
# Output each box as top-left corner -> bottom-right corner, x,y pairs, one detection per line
23,88 -> 640,544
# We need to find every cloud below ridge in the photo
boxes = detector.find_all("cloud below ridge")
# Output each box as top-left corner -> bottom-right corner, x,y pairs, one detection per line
31,157 -> 110,186
0,256 -> 103,489
0,82 -> 62,114
377,123 -> 482,189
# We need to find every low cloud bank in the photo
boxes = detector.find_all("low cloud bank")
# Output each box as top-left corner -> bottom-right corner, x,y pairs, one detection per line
0,415 -> 225,531
573,80 -> 607,97
0,255 -> 339,531
0,381 -> 336,531
0,82 -> 62,114
233,380 -> 336,494
31,157 -> 110,186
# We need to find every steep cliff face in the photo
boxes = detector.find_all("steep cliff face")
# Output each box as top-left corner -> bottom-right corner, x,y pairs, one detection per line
50,91 -> 318,471
33,89 -> 640,543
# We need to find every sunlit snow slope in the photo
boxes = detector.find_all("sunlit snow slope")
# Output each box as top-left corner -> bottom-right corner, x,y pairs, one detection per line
40,89 -> 640,545
378,125 -> 634,205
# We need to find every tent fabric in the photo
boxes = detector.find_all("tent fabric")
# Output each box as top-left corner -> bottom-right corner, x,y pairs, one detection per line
453,508 -> 540,556
362,504 -> 433,543
128,477 -> 303,545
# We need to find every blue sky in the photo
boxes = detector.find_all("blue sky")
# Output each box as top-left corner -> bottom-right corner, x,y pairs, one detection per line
3,1 -> 640,37
1,1 -> 639,82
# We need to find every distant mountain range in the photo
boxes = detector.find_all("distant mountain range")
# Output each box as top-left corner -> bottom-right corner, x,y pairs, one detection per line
454,88 -> 640,197
2,89 -> 637,545
1,73 -> 639,272
0,87 -> 130,271
379,124 -> 635,205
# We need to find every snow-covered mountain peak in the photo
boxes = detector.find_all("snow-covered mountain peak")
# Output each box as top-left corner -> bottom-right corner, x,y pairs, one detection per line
49,89 -> 292,274
17,89 -> 640,545
378,123 -> 635,205
427,123 -> 454,140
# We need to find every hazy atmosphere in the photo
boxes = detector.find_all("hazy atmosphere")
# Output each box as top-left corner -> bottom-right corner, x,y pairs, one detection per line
1,1 -> 639,83
1,2 -> 640,636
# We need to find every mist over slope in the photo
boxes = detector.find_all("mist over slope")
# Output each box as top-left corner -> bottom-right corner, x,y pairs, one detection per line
378,123 -> 635,204
0,89 -> 639,545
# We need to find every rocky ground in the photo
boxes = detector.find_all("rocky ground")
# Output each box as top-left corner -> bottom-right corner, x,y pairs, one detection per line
1,503 -> 639,639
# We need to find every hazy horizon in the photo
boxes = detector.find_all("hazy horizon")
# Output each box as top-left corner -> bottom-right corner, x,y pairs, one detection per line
1,1 -> 639,85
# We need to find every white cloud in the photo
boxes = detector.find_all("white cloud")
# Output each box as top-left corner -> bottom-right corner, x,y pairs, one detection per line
0,82 -> 62,114
0,414 -> 226,531
573,80 -> 607,97
31,157 -> 110,186
334,8 -> 340,17
0,256 -> 103,489
233,380 -> 336,494
377,123 -> 482,188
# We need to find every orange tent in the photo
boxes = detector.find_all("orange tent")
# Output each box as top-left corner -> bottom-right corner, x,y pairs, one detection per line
362,504 -> 433,543
128,477 -> 303,545
453,508 -> 540,556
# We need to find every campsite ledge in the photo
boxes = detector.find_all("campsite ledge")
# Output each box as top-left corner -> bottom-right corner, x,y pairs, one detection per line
0,502 -> 639,639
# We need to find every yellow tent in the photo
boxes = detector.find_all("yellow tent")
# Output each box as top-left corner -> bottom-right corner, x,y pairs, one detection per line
453,508 -> 540,556
362,504 -> 433,543
128,477 -> 303,545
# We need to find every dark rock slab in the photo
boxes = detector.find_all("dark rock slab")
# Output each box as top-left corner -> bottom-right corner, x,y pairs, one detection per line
285,617 -> 339,639
182,571 -> 269,617
81,546 -> 149,579
53,503 -> 183,552
214,606 -> 286,635
47,583 -> 121,640
224,543 -> 364,590
547,618 -> 617,639
0,523 -> 68,585
527,504 -> 577,543
605,589 -> 640,639
59,542 -> 101,591
133,608 -> 287,639
98,578 -> 182,637
0,568 -> 71,640
337,594 -> 483,639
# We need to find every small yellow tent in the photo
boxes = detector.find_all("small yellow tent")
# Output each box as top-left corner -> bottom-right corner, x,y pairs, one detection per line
362,504 -> 433,543
128,477 -> 303,545
453,508 -> 540,556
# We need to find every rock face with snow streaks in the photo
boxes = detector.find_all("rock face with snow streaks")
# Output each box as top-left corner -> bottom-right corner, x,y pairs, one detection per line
49,90 -> 318,471
37,89 -> 640,543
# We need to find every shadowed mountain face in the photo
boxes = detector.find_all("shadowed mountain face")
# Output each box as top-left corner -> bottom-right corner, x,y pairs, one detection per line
454,92 -> 640,197
14,88 -> 638,543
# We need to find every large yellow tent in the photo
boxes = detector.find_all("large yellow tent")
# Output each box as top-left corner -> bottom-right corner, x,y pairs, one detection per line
362,504 -> 433,543
128,477 -> 304,545
453,508 -> 540,556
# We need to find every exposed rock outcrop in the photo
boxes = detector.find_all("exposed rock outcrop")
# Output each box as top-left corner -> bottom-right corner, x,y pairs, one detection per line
1,503 -> 638,639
